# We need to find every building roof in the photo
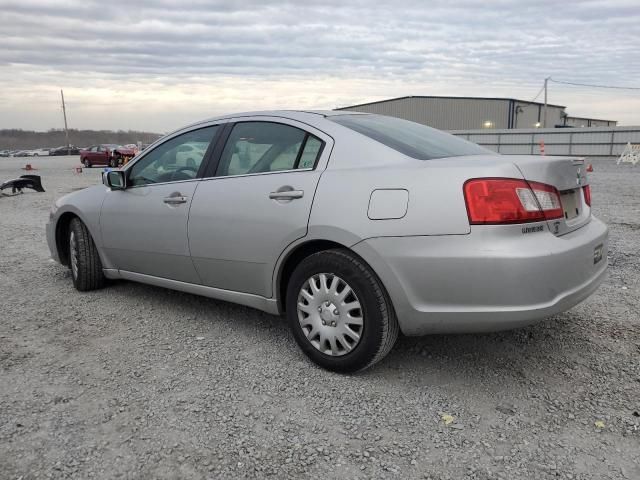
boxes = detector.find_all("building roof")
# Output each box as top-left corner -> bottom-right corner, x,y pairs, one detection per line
566,115 -> 616,123
336,95 -> 566,110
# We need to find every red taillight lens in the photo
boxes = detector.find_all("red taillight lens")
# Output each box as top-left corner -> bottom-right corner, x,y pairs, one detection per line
464,178 -> 563,225
583,185 -> 591,207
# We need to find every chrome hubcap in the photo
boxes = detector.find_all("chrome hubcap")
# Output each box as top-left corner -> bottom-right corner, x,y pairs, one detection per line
70,231 -> 79,279
297,273 -> 363,356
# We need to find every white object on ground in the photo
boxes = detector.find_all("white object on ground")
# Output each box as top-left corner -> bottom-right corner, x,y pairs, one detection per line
617,142 -> 639,166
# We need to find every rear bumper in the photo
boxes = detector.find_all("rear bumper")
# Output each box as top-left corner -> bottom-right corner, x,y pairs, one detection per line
353,217 -> 608,335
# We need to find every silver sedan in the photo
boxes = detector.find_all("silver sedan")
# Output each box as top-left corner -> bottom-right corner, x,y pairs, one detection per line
46,111 -> 608,372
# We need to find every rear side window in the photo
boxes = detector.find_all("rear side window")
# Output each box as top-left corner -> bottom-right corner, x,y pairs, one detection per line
298,136 -> 323,169
330,114 -> 492,160
216,122 -> 323,177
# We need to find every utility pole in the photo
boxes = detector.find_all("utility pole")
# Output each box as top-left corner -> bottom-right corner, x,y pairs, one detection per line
543,77 -> 550,128
61,89 -> 70,154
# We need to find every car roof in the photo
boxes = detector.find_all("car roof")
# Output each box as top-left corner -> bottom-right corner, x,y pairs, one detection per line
182,109 -> 369,130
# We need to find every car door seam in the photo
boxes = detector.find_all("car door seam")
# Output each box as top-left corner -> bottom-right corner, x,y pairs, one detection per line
269,139 -> 335,299
186,180 -> 205,285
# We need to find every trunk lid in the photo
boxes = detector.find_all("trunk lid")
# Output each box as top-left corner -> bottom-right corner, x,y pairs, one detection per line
508,155 -> 590,236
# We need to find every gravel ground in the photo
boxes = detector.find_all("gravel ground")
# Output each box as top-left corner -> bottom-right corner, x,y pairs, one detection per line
1,155 -> 638,480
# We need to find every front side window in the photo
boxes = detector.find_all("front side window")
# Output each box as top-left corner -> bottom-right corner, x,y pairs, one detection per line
330,114 -> 493,160
128,126 -> 218,186
216,122 -> 323,177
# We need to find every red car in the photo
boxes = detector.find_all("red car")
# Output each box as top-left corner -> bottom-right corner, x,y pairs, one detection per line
80,144 -> 136,168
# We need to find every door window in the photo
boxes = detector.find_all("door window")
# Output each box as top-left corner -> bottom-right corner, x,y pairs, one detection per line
216,122 -> 323,177
128,126 -> 218,186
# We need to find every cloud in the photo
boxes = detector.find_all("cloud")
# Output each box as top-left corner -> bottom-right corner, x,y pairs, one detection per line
0,0 -> 638,130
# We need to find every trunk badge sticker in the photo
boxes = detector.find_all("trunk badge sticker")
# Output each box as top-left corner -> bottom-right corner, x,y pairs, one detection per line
594,244 -> 603,264
522,225 -> 545,234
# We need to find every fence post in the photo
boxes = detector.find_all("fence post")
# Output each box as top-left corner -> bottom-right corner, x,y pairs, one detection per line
569,132 -> 573,155
610,131 -> 615,156
531,133 -> 535,155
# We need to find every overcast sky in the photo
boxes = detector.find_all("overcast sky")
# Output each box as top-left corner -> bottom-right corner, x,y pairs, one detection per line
1,0 -> 639,132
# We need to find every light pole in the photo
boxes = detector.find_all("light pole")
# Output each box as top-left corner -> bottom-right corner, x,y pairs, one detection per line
61,90 -> 70,154
543,77 -> 550,128
514,105 -> 524,129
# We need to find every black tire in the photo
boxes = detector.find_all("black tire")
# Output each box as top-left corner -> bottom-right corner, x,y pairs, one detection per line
68,218 -> 105,291
109,157 -> 119,168
286,248 -> 398,373
83,158 -> 91,168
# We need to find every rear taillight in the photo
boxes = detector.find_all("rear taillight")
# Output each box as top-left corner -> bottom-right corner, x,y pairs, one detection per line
583,185 -> 591,207
464,178 -> 563,225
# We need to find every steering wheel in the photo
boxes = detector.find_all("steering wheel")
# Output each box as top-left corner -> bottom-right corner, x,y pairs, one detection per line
170,165 -> 198,180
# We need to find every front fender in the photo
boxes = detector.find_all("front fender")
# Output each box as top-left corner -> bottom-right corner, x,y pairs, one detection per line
49,185 -> 114,268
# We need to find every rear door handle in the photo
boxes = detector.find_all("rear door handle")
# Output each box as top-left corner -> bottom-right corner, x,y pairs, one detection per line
163,195 -> 188,205
269,190 -> 304,200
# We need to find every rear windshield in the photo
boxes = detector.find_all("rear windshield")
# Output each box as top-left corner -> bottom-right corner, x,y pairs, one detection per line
330,114 -> 493,160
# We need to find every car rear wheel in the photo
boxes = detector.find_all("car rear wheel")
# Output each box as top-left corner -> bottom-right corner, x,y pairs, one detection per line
69,218 -> 105,291
83,158 -> 91,168
109,157 -> 119,168
286,249 -> 398,373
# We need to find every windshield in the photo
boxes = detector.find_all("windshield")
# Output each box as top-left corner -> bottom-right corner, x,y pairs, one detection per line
330,114 -> 493,160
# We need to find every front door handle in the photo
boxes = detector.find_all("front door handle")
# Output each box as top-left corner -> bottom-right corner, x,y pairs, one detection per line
269,190 -> 304,200
163,193 -> 188,205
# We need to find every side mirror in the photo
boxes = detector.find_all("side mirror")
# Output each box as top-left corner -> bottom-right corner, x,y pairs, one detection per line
103,170 -> 126,190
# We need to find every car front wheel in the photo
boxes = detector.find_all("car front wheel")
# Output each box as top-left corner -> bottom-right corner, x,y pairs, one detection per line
83,158 -> 91,168
68,218 -> 105,291
109,157 -> 119,168
286,249 -> 398,373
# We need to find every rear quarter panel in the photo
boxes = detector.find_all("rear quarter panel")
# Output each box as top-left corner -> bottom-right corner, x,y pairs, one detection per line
309,151 -> 524,240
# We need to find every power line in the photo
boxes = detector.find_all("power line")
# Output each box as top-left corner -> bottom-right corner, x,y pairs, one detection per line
531,83 -> 546,102
549,78 -> 640,91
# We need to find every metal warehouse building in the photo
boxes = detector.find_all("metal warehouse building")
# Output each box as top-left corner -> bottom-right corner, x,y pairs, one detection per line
336,96 -> 616,130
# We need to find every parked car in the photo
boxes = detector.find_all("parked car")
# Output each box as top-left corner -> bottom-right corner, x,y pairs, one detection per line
32,148 -> 50,156
13,150 -> 33,157
80,144 -> 136,168
50,146 -> 81,156
123,143 -> 140,152
0,150 -> 9,157
46,111 -> 608,372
